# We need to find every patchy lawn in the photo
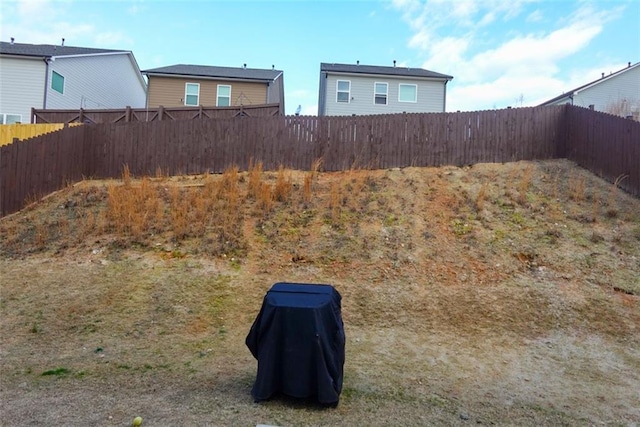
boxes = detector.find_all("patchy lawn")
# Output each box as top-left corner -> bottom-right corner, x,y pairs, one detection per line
1,159 -> 639,426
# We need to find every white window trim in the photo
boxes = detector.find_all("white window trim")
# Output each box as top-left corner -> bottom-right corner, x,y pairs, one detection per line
51,70 -> 65,94
217,84 -> 231,107
1,113 -> 22,124
374,82 -> 388,105
184,83 -> 200,106
398,83 -> 418,103
336,80 -> 351,103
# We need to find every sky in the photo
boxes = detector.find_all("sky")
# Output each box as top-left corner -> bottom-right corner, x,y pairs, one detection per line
1,0 -> 638,115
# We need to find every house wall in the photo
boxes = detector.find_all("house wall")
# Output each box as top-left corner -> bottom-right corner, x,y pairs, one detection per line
147,76 -> 268,108
321,73 -> 447,116
46,53 -> 146,111
574,66 -> 640,117
266,72 -> 285,114
0,56 -> 46,123
546,65 -> 640,118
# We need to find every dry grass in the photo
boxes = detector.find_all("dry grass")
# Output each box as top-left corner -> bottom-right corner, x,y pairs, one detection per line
568,172 -> 586,202
518,164 -> 533,204
247,158 -> 264,200
274,165 -> 293,202
1,159 -> 639,426
476,182 -> 488,211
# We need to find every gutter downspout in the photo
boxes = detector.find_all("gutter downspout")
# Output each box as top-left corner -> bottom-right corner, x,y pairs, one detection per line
443,79 -> 449,112
43,57 -> 51,111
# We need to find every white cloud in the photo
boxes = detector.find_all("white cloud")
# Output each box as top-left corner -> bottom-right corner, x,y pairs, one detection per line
17,0 -> 55,19
526,9 -> 543,23
392,0 -> 626,111
301,105 -> 318,116
1,0 -> 91,45
95,31 -> 133,48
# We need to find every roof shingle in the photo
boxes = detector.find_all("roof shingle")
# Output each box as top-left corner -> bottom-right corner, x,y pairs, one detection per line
0,41 -> 126,57
320,62 -> 453,80
142,64 -> 283,81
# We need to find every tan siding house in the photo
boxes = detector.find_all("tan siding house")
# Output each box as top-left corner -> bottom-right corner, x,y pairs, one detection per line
143,64 -> 285,115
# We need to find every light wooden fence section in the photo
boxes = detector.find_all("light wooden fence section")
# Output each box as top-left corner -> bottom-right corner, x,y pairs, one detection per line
0,123 -> 82,146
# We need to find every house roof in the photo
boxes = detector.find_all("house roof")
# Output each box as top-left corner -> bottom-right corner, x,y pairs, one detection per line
0,41 -> 127,58
142,64 -> 283,82
320,62 -> 453,80
540,61 -> 640,105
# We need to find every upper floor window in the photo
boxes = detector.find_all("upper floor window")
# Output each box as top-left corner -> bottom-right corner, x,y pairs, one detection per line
336,80 -> 350,103
374,82 -> 388,105
51,71 -> 64,94
217,85 -> 231,106
1,113 -> 22,124
399,84 -> 417,103
185,83 -> 200,106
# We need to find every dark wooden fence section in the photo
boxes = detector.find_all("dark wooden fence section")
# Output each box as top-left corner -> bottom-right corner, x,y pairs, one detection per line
31,103 -> 281,124
565,106 -> 640,197
0,125 -> 88,216
2,104 -> 638,217
81,106 -> 564,178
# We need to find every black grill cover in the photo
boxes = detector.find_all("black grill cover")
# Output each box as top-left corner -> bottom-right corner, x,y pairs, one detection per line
246,283 -> 345,405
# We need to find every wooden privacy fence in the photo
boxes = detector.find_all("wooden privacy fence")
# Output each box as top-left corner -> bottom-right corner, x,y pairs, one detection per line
564,106 -> 640,195
1,104 -> 638,217
31,103 -> 281,124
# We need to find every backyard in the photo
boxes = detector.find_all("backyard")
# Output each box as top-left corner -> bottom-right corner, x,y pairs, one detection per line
1,159 -> 639,426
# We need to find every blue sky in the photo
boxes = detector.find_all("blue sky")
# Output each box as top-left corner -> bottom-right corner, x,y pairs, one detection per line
1,0 -> 638,114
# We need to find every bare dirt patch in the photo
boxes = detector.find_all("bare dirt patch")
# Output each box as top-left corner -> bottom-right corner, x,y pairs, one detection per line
1,159 -> 639,426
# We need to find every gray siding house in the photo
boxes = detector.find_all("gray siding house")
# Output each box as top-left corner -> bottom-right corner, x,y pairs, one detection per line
318,62 -> 453,116
540,61 -> 640,120
0,39 -> 147,124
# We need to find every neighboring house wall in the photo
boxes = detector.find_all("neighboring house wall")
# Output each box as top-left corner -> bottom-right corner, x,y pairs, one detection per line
573,67 -> 640,116
322,74 -> 446,116
46,54 -> 146,110
147,76 -> 269,108
0,56 -> 45,123
543,64 -> 640,119
266,72 -> 284,111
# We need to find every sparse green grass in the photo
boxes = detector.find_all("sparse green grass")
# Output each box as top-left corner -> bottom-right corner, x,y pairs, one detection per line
41,367 -> 70,376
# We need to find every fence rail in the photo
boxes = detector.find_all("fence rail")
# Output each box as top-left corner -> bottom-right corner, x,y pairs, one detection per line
31,103 -> 281,124
1,105 -> 638,217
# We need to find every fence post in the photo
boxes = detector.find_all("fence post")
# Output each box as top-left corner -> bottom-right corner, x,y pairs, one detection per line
158,105 -> 164,121
125,106 -> 132,122
79,108 -> 85,124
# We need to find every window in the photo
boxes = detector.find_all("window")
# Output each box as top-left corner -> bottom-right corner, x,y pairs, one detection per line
185,83 -> 200,106
374,82 -> 388,105
1,113 -> 22,124
51,71 -> 64,94
336,80 -> 350,103
217,85 -> 231,106
399,84 -> 417,103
